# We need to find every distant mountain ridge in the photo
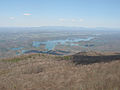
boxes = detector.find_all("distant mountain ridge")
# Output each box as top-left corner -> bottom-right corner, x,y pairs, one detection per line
0,26 -> 119,32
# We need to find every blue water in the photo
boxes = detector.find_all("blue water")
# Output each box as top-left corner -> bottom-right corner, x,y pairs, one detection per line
11,47 -> 23,50
11,37 -> 94,55
16,52 -> 20,55
32,37 -> 94,51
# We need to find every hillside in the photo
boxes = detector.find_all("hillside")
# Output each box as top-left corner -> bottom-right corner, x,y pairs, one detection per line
0,52 -> 120,90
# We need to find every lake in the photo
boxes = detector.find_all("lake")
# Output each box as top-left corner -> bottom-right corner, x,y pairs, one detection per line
11,37 -> 94,55
32,37 -> 94,51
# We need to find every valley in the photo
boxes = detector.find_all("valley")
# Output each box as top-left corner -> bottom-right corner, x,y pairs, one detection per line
0,27 -> 120,58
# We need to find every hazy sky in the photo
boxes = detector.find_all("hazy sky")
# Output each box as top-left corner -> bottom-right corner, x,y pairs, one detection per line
0,0 -> 120,28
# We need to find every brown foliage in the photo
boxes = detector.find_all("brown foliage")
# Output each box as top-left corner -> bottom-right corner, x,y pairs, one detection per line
0,52 -> 120,90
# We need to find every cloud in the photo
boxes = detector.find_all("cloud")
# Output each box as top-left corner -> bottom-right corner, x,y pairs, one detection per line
80,18 -> 84,22
71,19 -> 76,22
24,13 -> 31,16
59,18 -> 65,22
59,18 -> 84,23
9,17 -> 15,20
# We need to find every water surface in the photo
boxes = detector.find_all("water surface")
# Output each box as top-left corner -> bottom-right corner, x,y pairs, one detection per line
33,37 -> 94,51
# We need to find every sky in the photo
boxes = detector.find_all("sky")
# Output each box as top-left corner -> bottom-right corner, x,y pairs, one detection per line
0,0 -> 120,28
